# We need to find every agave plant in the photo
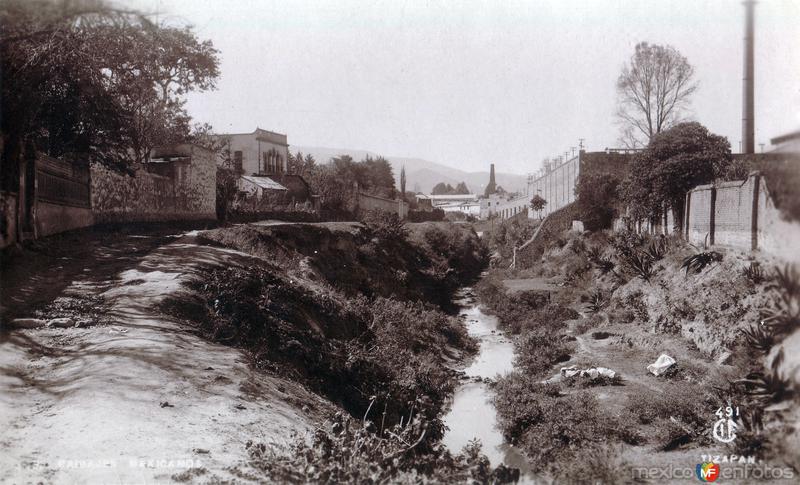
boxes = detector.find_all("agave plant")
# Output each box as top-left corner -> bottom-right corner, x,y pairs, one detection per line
736,350 -> 793,406
761,264 -> 800,337
743,262 -> 766,285
740,323 -> 774,352
681,251 -> 723,275
643,237 -> 670,262
622,251 -> 655,281
587,246 -> 615,274
581,289 -> 608,314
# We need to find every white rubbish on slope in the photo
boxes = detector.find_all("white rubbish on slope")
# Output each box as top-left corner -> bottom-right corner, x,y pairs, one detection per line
647,354 -> 677,376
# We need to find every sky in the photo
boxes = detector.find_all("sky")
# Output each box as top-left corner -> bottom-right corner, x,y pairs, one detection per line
122,0 -> 800,174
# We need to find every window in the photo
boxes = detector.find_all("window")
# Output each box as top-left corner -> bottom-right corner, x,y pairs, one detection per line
233,151 -> 243,172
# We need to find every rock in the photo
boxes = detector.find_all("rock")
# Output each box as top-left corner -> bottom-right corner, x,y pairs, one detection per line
47,317 -> 74,328
716,351 -> 733,366
560,365 -> 581,378
647,354 -> 676,376
9,318 -> 47,329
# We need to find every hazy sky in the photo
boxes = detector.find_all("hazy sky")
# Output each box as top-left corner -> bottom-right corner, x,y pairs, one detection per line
124,0 -> 800,174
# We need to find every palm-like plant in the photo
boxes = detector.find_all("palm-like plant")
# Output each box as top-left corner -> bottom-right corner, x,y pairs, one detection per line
643,237 -> 670,262
741,324 -> 774,353
680,251 -> 723,275
623,251 -> 655,281
581,289 -> 608,314
761,264 -> 800,337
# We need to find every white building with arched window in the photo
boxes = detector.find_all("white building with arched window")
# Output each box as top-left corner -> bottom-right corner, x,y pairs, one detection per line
212,128 -> 288,175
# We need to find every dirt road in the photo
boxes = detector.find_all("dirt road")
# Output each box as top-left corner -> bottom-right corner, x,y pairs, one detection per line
0,229 -> 323,483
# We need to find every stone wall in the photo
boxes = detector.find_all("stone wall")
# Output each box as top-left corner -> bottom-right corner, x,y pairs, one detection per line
91,144 -> 216,223
357,192 -> 409,220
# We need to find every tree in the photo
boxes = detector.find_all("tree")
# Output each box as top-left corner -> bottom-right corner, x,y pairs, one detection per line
431,182 -> 454,195
0,0 -> 219,194
400,166 -> 406,200
530,194 -> 547,219
616,42 -> 698,148
575,173 -> 620,231
454,182 -> 470,194
620,121 -> 732,231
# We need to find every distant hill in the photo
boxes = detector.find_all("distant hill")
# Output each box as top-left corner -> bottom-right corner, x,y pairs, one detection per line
290,145 -> 529,195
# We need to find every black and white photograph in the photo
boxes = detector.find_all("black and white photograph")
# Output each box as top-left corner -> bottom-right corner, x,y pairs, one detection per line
1,0 -> 799,483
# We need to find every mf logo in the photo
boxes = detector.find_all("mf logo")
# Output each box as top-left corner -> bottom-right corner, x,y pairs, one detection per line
696,462 -> 720,482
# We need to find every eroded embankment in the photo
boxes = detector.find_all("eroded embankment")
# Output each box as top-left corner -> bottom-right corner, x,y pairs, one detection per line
160,220 -> 530,483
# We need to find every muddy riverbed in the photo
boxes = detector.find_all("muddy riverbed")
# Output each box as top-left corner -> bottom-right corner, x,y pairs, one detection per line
442,289 -> 535,480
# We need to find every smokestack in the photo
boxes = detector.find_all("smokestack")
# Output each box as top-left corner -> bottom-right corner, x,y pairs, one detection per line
484,163 -> 497,197
742,0 -> 756,154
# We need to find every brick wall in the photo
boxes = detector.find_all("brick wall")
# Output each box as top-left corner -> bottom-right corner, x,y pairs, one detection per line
685,173 -> 799,261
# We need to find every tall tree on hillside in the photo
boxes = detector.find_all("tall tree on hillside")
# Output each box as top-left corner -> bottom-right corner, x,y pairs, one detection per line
616,42 -> 698,148
620,121 -> 732,231
400,165 -> 406,200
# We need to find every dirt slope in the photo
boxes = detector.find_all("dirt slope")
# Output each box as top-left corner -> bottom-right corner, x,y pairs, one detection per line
0,233 -> 330,484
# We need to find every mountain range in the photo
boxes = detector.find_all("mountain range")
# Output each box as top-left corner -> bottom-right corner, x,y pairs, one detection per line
290,145 -> 529,195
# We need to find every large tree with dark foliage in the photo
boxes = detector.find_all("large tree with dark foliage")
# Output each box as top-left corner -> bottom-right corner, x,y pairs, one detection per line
0,0 -> 219,192
575,172 -> 620,231
620,121 -> 732,231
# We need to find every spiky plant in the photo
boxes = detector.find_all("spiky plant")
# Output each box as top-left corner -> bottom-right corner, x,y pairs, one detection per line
740,324 -> 774,352
743,262 -> 766,285
622,251 -> 655,281
643,237 -> 670,262
736,350 -> 794,407
761,264 -> 800,337
581,289 -> 608,314
680,251 -> 723,275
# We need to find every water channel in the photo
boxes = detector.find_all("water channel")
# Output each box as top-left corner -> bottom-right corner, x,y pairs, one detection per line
442,288 -> 535,481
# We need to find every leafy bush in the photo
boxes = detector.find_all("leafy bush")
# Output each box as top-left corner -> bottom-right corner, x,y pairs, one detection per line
514,332 -> 572,377
361,209 -> 408,241
624,384 -> 709,432
494,374 -> 639,470
246,413 -> 509,483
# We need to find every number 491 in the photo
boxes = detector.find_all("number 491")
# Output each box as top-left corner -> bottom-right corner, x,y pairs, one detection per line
716,406 -> 739,418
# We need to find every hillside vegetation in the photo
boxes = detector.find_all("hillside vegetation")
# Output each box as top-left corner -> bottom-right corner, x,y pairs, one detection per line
477,228 -> 799,482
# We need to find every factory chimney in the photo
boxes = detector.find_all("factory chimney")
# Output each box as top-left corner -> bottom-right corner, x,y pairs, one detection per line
742,0 -> 756,154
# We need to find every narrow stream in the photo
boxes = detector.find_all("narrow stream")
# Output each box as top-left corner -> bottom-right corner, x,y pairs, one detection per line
442,288 -> 535,481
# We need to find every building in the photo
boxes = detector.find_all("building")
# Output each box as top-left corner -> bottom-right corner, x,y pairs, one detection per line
480,193 -> 529,220
212,128 -> 289,175
770,130 -> 800,154
528,149 -> 634,219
